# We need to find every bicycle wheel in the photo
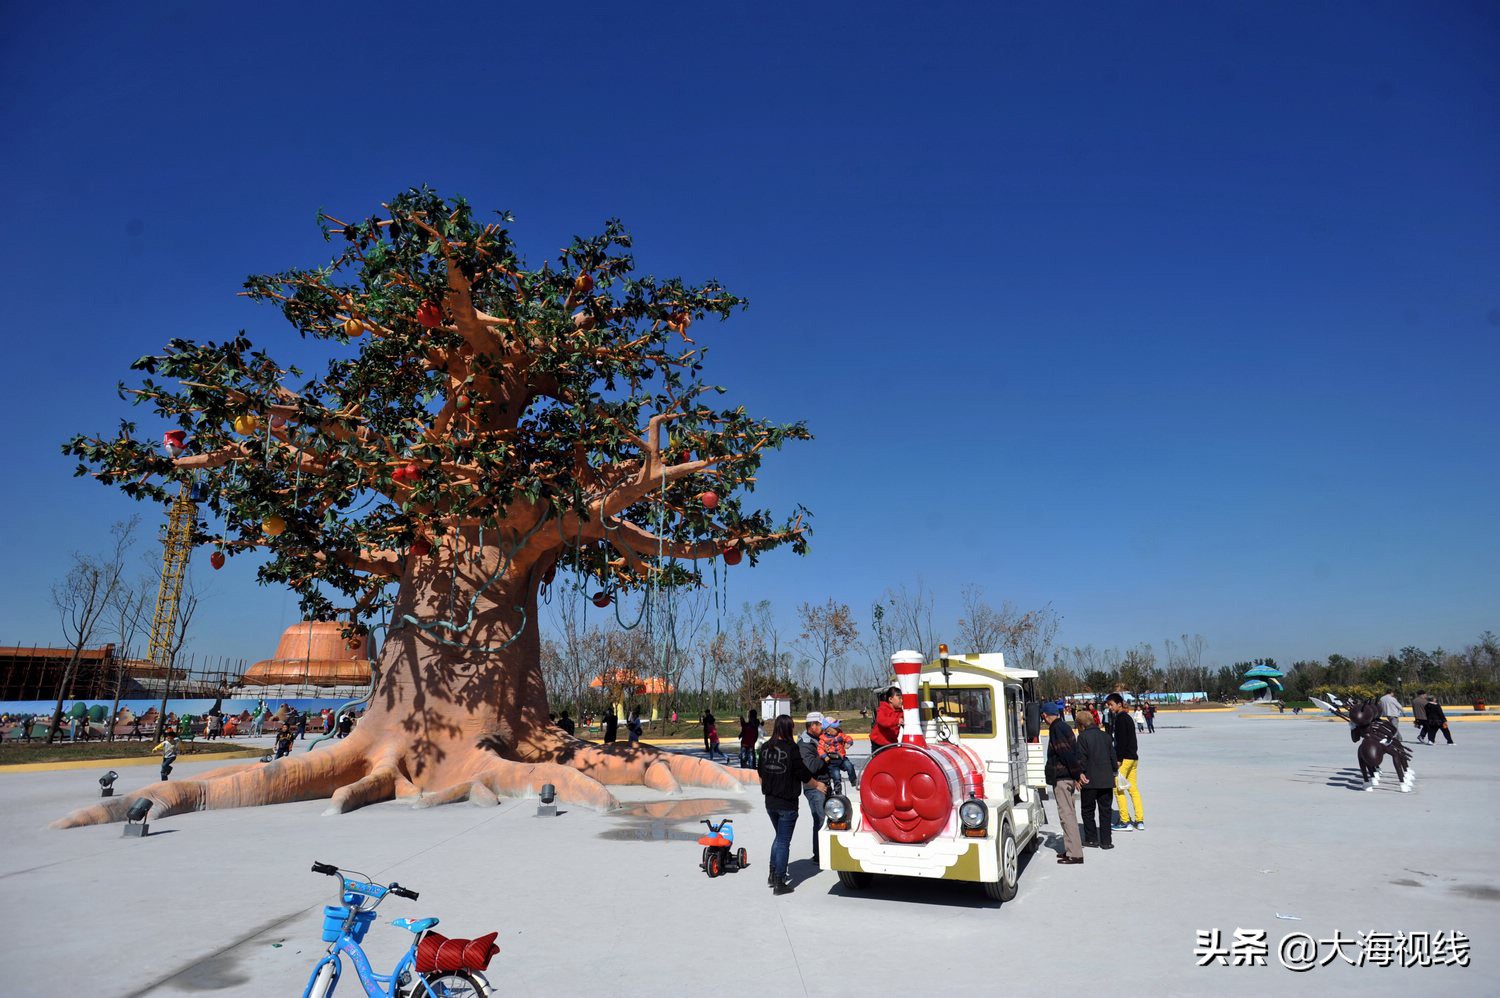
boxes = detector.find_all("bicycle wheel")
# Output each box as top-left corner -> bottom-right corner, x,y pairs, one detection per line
420,970 -> 486,997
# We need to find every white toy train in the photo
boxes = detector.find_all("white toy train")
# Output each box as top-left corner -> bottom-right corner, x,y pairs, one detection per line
819,648 -> 1047,902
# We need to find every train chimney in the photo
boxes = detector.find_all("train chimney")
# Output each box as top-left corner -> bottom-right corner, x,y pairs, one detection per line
892,650 -> 926,747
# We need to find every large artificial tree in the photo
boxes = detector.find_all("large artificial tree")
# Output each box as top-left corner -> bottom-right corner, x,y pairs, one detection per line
56,188 -> 809,828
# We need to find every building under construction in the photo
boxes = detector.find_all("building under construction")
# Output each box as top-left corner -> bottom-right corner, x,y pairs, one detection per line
0,645 -> 125,701
0,625 -> 373,706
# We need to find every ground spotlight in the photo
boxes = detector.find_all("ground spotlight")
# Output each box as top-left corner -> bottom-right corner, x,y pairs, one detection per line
536,782 -> 558,817
99,770 -> 119,797
123,797 -> 153,838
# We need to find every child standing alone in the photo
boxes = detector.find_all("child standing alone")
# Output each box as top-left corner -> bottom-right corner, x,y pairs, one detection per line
153,732 -> 180,781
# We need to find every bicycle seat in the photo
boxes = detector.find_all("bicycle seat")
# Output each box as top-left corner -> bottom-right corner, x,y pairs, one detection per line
393,917 -> 440,933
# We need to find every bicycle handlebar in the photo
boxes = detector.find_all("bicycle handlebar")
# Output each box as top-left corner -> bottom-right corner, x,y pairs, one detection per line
311,862 -> 419,901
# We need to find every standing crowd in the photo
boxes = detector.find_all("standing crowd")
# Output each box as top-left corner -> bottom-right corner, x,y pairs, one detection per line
1043,692 -> 1147,865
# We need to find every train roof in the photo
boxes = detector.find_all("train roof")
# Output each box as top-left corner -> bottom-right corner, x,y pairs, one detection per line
922,652 -> 1038,682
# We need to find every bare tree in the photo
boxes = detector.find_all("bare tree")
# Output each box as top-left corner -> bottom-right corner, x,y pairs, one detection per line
105,571 -> 153,741
885,581 -> 942,661
48,519 -> 137,742
1005,603 -> 1063,673
955,585 -> 1015,653
1119,643 -> 1156,692
797,599 -> 858,707
648,584 -> 710,730
858,601 -> 899,689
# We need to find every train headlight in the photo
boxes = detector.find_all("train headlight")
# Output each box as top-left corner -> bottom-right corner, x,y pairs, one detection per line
826,795 -> 851,829
959,799 -> 988,831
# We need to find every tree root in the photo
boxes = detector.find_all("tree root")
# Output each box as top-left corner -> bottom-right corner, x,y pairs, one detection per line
50,732 -> 758,828
51,734 -> 372,829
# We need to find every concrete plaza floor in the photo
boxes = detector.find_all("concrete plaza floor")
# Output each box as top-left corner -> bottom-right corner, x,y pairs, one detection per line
1,712 -> 1495,996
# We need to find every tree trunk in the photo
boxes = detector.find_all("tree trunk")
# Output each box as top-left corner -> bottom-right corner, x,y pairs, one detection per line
352,553 -> 557,789
46,647 -> 85,744
52,536 -> 756,829
108,662 -> 126,744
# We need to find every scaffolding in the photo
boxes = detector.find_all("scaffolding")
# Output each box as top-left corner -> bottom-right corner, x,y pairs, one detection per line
146,482 -> 196,671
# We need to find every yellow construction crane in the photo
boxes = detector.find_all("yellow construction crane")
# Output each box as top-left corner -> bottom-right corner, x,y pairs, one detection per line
147,482 -> 197,670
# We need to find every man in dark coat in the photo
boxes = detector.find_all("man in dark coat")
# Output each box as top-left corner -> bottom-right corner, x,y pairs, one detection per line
1412,691 -> 1430,743
1042,700 -> 1085,864
1423,699 -> 1453,745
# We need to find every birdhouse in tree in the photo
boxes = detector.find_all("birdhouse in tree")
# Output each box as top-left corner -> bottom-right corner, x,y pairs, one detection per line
263,515 -> 286,537
233,414 -> 261,436
342,317 -> 366,337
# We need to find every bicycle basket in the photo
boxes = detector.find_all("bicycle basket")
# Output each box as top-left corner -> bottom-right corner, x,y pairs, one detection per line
322,906 -> 376,943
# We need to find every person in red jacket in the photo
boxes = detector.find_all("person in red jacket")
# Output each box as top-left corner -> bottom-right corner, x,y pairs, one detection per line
869,686 -> 903,748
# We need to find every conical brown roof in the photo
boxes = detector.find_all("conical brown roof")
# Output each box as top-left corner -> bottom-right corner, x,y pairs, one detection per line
241,621 -> 373,688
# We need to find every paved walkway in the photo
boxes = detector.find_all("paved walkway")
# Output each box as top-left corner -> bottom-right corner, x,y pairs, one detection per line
1,713 -> 1494,996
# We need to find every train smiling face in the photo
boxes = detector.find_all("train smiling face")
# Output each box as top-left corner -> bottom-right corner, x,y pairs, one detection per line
860,745 -> 952,844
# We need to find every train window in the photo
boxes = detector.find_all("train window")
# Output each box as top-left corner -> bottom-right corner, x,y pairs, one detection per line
932,686 -> 995,737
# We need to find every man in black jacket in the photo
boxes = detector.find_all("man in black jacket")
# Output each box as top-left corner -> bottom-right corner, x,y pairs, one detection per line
1106,693 -> 1143,830
1423,698 -> 1454,745
1042,701 -> 1085,864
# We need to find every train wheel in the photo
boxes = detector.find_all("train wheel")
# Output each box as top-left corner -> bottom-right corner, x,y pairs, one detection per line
983,820 -> 1020,902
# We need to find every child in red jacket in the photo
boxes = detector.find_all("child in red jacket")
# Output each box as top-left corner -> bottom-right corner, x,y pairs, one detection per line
819,718 -> 858,792
870,686 -> 903,748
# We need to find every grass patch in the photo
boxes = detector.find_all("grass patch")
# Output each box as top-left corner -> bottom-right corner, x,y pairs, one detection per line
0,740 -> 261,766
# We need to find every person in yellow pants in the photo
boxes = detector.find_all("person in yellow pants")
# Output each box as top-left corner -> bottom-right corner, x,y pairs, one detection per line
1106,694 -> 1144,830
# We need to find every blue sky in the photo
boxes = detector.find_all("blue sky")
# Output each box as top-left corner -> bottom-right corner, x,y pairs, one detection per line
1,1 -> 1495,669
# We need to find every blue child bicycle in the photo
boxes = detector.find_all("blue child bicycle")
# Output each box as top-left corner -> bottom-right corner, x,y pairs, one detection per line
303,861 -> 497,998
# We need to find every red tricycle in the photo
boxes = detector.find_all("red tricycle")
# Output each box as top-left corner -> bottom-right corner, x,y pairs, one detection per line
698,817 -> 749,877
